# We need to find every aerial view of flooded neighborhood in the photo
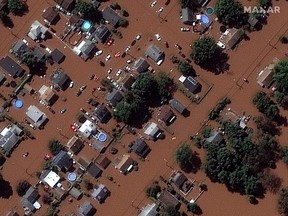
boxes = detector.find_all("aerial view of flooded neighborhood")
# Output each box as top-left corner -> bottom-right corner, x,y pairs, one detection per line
0,0 -> 287,215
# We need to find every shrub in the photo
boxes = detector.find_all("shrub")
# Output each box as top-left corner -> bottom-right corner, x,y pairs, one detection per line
16,180 -> 30,196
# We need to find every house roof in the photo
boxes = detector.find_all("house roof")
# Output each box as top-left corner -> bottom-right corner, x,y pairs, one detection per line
131,138 -> 150,158
145,45 -> 163,62
21,186 -> 39,211
171,171 -> 187,188
78,40 -> 95,56
182,7 -> 194,24
169,99 -> 186,114
114,154 -> 135,174
78,157 -> 90,169
91,184 -> 110,203
55,0 -> 75,11
78,119 -> 98,138
257,61 -> 278,87
66,136 -> 84,154
222,28 -> 244,49
95,154 -> 111,169
144,122 -> 160,138
87,163 -> 102,178
206,130 -> 223,145
248,14 -> 258,27
102,6 -> 121,26
41,170 -> 60,188
69,187 -> 82,199
105,89 -> 123,107
93,25 -> 111,43
0,124 -> 22,153
51,48 -> 65,63
52,150 -> 72,172
50,69 -> 70,89
0,56 -> 25,78
78,201 -> 96,216
133,57 -> 150,73
28,20 -> 48,41
69,14 -> 81,25
158,105 -> 175,124
157,190 -> 179,208
138,203 -> 158,216
179,75 -> 199,93
11,40 -> 29,56
93,104 -> 111,123
39,85 -> 57,105
32,47 -> 46,61
25,105 -> 47,127
42,7 -> 59,24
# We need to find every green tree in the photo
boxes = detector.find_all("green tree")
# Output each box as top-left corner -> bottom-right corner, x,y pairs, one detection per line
279,146 -> 288,165
0,10 -> 8,23
215,0 -> 246,27
175,143 -> 193,171
75,0 -> 97,19
187,202 -> 201,214
132,73 -> 157,101
253,91 -> 279,119
273,59 -> 288,94
178,61 -> 193,76
259,169 -> 282,194
258,0 -> 271,8
19,52 -> 38,69
7,0 -> 25,15
146,184 -> 161,198
16,180 -> 30,196
277,187 -> 288,216
156,71 -> 174,100
48,139 -> 63,156
160,205 -> 180,216
191,36 -> 218,65
254,116 -> 276,134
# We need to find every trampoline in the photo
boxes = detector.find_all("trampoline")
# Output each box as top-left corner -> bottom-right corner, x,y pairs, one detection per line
205,7 -> 214,15
13,99 -> 23,109
200,14 -> 210,24
67,172 -> 77,182
82,21 -> 92,31
98,132 -> 107,142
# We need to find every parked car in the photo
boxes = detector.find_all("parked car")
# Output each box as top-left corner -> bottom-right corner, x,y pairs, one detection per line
155,33 -> 161,41
157,7 -> 164,13
136,34 -> 141,40
217,41 -> 225,49
60,108 -> 66,114
95,50 -> 103,56
126,59 -> 133,64
175,43 -> 182,50
69,81 -> 74,88
157,59 -> 163,66
180,27 -> 190,32
105,54 -> 111,62
150,0 -> 157,7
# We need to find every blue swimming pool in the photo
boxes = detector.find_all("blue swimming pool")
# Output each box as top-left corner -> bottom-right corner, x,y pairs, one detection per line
205,7 -> 214,15
200,14 -> 210,24
98,132 -> 107,142
82,21 -> 92,31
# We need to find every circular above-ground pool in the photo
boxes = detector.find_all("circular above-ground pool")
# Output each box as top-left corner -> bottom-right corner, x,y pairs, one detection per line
98,132 -> 107,142
67,172 -> 77,182
200,14 -> 210,24
13,99 -> 23,109
205,7 -> 214,15
82,21 -> 92,31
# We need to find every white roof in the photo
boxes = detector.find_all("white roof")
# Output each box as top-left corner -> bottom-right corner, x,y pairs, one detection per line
0,127 -> 10,136
26,105 -> 44,123
138,203 -> 158,216
43,170 -> 60,188
144,122 -> 159,136
78,120 -> 97,138
72,46 -> 81,56
77,40 -> 86,50
178,75 -> 186,83
38,85 -> 49,96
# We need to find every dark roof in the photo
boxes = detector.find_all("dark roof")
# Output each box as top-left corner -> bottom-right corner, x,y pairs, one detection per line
131,138 -> 150,158
105,89 -> 123,107
55,0 -> 75,11
66,136 -> 84,154
69,14 -> 81,25
52,150 -> 73,172
80,40 -> 95,56
50,70 -> 70,89
32,47 -> 46,61
21,186 -> 39,211
206,130 -> 223,145
0,56 -> 25,78
95,154 -> 111,169
171,171 -> 187,188
91,184 -> 110,203
145,45 -> 163,62
158,105 -> 175,124
93,25 -> 111,43
93,104 -> 111,123
42,7 -> 59,25
102,6 -> 121,26
133,57 -> 150,73
51,48 -> 65,63
169,99 -> 186,114
121,74 -> 135,90
182,7 -> 194,24
248,14 -> 258,27
12,40 -> 29,56
183,76 -> 199,93
157,190 -> 179,208
78,201 -> 96,216
78,157 -> 90,169
0,72 -> 6,84
87,163 -> 102,178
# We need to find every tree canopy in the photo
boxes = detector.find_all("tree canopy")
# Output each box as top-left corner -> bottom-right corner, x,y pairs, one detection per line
175,143 -> 193,171
7,0 -> 25,15
156,71 -> 174,100
253,91 -> 279,119
16,180 -> 30,196
215,0 -> 246,27
75,0 -> 98,20
191,36 -> 218,66
132,73 -> 157,101
146,184 -> 161,198
178,61 -> 193,76
278,187 -> 288,216
19,51 -> 40,70
160,205 -> 180,216
48,139 -> 63,156
273,59 -> 288,94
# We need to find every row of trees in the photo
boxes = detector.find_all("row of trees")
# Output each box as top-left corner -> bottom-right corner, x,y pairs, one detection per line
253,91 -> 279,119
113,72 -> 174,125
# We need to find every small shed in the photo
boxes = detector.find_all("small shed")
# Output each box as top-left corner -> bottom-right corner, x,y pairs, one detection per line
69,187 -> 82,200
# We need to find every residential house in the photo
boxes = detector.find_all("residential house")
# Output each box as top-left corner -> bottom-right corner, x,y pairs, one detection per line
93,104 -> 111,123
257,60 -> 279,87
21,186 -> 40,212
0,0 -> 7,10
221,28 -> 244,50
78,201 -> 96,216
169,99 -> 186,115
0,56 -> 25,78
0,124 -> 23,154
78,120 -> 98,138
50,48 -> 65,63
114,154 -> 135,175
133,57 -> 150,73
91,184 -> 110,204
248,14 -> 259,28
95,154 -> 111,169
25,105 -> 48,128
69,187 -> 82,200
66,136 -> 84,154
32,47 -> 46,61
52,150 -> 73,172
144,122 -> 161,140
42,7 -> 60,25
50,69 -> 70,90
157,190 -> 180,208
27,20 -> 48,41
179,75 -> 200,93
138,203 -> 158,216
73,40 -> 96,61
92,132 -> 111,153
130,138 -> 151,158
23,83 -> 35,94
55,0 -> 75,12
38,85 -> 58,106
105,89 -> 123,107
158,105 -> 176,125
40,170 -> 60,188
102,6 -> 121,27
87,163 -> 102,178
78,157 -> 90,171
93,25 -> 111,43
145,45 -> 164,62
205,130 -> 224,145
69,14 -> 81,26
11,39 -> 29,57
117,74 -> 135,91
182,7 -> 194,25
170,170 -> 194,194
